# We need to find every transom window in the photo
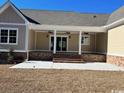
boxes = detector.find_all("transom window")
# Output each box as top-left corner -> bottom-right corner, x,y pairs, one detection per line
0,28 -> 18,44
81,35 -> 90,45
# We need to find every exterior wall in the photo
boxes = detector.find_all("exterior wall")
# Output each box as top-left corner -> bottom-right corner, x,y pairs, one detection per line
0,4 -> 27,51
29,30 -> 35,50
107,25 -> 124,67
33,32 -> 96,52
29,51 -> 53,61
107,55 -> 124,68
36,32 -> 49,50
81,34 -> 95,52
0,24 -> 26,50
68,34 -> 79,51
96,33 -> 107,53
81,54 -> 106,62
0,6 -> 25,23
29,51 -> 106,62
108,25 -> 124,54
0,52 -> 27,64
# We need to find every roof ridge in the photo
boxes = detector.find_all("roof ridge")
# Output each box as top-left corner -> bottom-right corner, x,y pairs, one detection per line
20,8 -> 110,15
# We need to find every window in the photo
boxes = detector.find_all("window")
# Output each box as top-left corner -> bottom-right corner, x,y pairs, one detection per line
0,28 -> 18,44
81,35 -> 90,45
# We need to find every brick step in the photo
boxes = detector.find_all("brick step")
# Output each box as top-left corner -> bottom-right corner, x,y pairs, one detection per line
53,54 -> 81,59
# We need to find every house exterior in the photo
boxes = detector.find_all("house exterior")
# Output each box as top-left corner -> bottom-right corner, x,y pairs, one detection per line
0,1 -> 124,66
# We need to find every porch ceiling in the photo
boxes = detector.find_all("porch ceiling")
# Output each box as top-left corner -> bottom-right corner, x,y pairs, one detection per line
29,23 -> 106,32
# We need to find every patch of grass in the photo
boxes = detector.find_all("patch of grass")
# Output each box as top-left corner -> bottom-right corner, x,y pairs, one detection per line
0,65 -> 124,93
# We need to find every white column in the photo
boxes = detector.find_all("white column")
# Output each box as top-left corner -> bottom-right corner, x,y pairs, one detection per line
79,31 -> 82,55
53,30 -> 57,54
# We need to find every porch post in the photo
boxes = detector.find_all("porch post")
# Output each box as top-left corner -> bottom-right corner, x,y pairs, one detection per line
53,30 -> 57,54
79,31 -> 82,55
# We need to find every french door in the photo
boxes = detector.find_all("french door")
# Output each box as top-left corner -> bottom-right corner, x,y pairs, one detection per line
50,36 -> 67,51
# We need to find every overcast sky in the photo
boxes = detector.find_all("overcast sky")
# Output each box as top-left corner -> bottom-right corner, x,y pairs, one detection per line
0,0 -> 124,14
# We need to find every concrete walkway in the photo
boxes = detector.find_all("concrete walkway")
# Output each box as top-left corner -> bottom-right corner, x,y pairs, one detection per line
10,61 -> 124,71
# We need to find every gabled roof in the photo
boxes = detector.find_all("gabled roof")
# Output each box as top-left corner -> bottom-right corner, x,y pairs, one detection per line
0,1 -> 110,26
8,1 -> 40,24
1,1 -> 124,28
21,9 -> 110,26
0,1 -> 29,24
107,6 -> 124,25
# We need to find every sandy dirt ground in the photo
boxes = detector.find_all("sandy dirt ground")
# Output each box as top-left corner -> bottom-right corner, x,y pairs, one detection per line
0,65 -> 124,93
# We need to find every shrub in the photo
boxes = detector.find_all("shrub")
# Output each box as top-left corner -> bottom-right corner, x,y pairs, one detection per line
7,48 -> 14,64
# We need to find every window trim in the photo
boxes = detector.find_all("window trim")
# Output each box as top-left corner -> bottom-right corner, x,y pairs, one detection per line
81,35 -> 90,45
49,35 -> 69,52
0,27 -> 18,45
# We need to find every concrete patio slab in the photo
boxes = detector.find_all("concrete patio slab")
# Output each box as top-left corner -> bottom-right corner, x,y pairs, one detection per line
10,61 -> 124,71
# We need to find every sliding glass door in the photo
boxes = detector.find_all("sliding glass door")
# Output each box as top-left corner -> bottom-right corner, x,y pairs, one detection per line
50,36 -> 67,51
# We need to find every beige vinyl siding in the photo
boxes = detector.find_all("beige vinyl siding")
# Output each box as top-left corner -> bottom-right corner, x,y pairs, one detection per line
68,34 -> 79,51
68,34 -> 96,52
0,6 -> 25,23
36,32 -> 49,50
81,34 -> 95,52
108,25 -> 124,55
34,32 -> 96,52
96,33 -> 107,53
29,30 -> 35,50
0,24 -> 26,50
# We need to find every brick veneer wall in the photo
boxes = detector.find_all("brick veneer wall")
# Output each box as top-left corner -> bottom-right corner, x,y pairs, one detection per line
107,55 -> 124,68
0,52 -> 27,64
29,51 -> 106,62
81,54 -> 106,62
29,51 -> 53,61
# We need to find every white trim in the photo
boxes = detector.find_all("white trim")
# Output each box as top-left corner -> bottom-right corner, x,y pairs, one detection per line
28,50 -> 106,54
0,49 -> 26,52
29,50 -> 51,52
0,27 -> 18,45
53,30 -> 56,54
0,22 -> 26,26
107,53 -> 124,57
79,31 -> 82,55
104,18 -> 124,29
49,34 -> 69,52
81,34 -> 90,45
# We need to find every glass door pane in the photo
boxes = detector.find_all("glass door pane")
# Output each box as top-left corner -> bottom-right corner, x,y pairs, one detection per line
56,37 -> 61,51
50,37 -> 54,51
62,37 -> 67,51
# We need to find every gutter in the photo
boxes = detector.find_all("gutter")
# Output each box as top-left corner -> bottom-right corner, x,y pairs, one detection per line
103,18 -> 124,30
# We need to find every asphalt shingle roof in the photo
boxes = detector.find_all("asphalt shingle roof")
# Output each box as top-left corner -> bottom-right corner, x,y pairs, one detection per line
20,9 -> 110,26
107,6 -> 124,25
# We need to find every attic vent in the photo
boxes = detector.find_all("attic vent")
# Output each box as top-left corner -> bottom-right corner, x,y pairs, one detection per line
93,15 -> 97,18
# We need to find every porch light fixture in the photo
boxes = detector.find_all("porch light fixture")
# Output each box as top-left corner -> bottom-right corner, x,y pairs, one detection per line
46,31 -> 53,38
84,32 -> 89,35
66,32 -> 70,34
48,31 -> 53,34
46,34 -> 49,38
66,32 -> 71,39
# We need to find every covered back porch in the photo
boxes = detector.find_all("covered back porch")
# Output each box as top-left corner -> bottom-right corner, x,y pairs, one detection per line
28,24 -> 107,62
